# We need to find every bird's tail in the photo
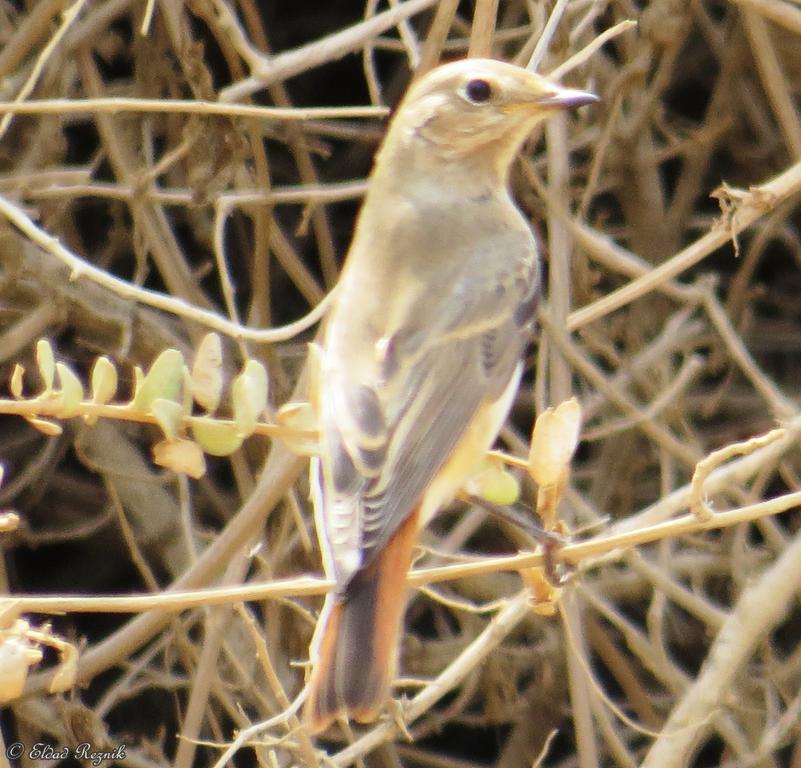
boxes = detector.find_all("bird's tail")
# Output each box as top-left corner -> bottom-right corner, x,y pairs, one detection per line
303,508 -> 420,733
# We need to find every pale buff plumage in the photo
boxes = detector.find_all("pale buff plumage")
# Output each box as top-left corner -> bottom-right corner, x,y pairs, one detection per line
304,58 -> 596,733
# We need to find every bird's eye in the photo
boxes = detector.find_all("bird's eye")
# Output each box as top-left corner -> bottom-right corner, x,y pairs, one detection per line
464,78 -> 492,104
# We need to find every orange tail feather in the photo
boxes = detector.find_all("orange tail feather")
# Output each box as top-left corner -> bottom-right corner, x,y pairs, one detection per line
304,508 -> 420,733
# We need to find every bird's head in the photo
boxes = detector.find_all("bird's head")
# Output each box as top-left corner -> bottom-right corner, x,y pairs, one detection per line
379,58 -> 597,171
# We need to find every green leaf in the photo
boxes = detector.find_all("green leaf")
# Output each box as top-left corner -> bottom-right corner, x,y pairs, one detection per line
25,417 -> 62,436
36,339 -> 55,393
90,356 -> 118,405
232,359 -> 268,437
10,364 -> 24,399
151,398 -> 184,440
191,332 -> 223,413
133,349 -> 185,411
191,418 -> 243,457
466,463 -> 521,506
132,366 -> 144,402
56,362 -> 84,417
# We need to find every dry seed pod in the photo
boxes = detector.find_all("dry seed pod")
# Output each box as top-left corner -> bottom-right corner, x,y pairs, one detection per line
528,398 -> 582,488
153,438 -> 206,479
0,512 -> 19,534
0,633 -> 42,703
275,401 -> 319,456
519,568 -> 560,616
48,641 -> 78,694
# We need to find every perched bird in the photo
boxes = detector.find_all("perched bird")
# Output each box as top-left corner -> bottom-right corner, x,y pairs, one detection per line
304,58 -> 596,732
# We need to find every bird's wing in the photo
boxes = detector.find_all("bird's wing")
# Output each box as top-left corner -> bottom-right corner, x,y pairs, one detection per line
317,234 -> 540,588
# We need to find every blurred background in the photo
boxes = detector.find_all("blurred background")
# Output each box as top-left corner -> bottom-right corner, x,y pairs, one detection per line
1,1 -> 801,766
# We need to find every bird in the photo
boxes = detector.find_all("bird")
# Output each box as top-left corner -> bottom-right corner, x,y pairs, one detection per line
303,58 -> 596,733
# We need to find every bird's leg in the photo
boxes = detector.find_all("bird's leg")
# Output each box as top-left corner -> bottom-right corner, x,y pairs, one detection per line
467,495 -> 570,585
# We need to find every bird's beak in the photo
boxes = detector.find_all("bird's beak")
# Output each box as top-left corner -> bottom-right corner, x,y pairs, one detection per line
536,86 -> 599,110
505,77 -> 599,115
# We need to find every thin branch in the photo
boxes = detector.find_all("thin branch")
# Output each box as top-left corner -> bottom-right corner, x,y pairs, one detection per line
0,97 -> 388,120
0,0 -> 89,141
568,159 -> 801,331
527,0 -> 570,71
0,192 -> 337,343
641,526 -> 801,767
220,0 -> 439,101
8,490 -> 801,615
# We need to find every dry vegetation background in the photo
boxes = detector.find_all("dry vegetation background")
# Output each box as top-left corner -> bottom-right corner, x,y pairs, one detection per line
2,0 -> 801,766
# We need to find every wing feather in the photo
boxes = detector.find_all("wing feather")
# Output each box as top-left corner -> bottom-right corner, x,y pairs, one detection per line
318,214 -> 540,588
